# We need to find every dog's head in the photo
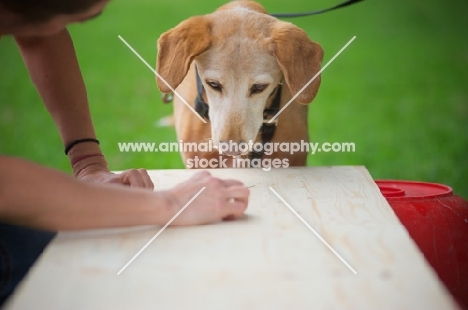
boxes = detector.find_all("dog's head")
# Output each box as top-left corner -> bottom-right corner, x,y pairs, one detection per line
156,0 -> 323,155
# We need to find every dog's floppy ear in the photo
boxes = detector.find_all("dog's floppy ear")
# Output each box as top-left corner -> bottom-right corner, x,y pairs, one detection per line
268,22 -> 323,104
156,16 -> 211,93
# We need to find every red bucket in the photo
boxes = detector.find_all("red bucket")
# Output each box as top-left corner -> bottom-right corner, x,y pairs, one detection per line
376,180 -> 468,309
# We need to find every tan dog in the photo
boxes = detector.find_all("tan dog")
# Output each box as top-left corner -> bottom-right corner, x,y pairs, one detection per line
156,0 -> 323,168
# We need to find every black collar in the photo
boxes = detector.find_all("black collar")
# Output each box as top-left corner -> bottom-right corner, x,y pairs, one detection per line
194,66 -> 282,159
194,66 -> 210,120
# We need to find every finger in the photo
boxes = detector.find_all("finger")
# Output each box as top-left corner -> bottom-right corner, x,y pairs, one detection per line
190,170 -> 211,181
224,185 -> 250,200
103,173 -> 125,185
123,170 -> 145,188
138,169 -> 154,190
221,179 -> 245,187
221,200 -> 248,219
228,197 -> 249,208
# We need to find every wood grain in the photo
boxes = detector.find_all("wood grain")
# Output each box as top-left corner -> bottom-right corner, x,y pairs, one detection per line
4,167 -> 458,310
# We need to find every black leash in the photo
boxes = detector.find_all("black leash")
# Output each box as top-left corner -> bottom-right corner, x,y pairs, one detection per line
271,0 -> 365,18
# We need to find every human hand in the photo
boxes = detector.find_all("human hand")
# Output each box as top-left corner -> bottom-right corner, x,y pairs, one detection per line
73,155 -> 154,190
164,171 -> 250,226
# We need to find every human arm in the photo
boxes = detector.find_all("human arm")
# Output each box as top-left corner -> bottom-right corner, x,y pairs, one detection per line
0,156 -> 249,231
14,28 -> 151,188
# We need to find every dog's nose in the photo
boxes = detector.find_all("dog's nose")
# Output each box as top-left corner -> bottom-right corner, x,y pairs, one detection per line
219,140 -> 247,156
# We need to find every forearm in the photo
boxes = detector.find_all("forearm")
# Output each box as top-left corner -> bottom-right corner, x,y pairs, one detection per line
0,156 -> 169,231
14,29 -> 96,147
14,28 -> 155,189
14,27 -> 105,173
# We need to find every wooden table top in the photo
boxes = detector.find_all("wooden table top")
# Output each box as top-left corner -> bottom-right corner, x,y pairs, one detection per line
4,167 -> 458,310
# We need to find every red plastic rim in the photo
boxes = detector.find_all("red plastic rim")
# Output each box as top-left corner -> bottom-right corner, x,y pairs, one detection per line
378,186 -> 405,197
375,180 -> 453,200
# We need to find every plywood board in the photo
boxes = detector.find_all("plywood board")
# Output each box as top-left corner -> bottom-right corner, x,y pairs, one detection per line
4,167 -> 458,309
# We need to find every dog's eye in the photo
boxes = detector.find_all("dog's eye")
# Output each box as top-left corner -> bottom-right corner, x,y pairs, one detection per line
207,81 -> 222,91
251,84 -> 268,94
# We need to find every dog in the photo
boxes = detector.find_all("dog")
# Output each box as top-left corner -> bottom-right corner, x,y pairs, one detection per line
156,0 -> 323,168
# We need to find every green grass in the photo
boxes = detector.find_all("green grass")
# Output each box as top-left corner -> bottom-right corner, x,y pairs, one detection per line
0,0 -> 467,198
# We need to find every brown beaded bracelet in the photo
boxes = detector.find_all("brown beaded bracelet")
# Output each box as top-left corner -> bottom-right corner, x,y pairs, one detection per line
64,138 -> 100,155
